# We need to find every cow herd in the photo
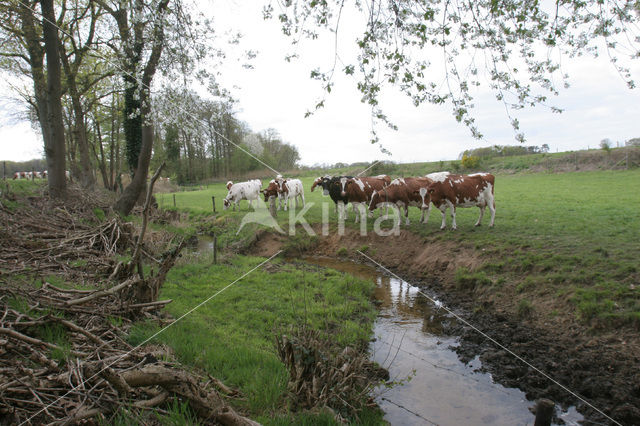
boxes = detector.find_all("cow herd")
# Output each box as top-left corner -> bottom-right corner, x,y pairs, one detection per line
223,171 -> 496,229
12,170 -> 72,180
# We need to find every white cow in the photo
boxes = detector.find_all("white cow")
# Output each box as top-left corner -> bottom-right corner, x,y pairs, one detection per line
223,179 -> 262,211
279,178 -> 305,211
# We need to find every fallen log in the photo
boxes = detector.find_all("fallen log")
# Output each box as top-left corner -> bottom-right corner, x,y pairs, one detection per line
118,364 -> 261,426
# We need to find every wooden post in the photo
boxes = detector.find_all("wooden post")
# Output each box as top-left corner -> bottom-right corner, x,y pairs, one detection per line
212,196 -> 216,213
213,234 -> 217,264
269,196 -> 277,218
173,194 -> 176,207
533,399 -> 555,426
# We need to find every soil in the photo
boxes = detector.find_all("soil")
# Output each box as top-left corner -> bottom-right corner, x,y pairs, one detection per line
247,226 -> 640,425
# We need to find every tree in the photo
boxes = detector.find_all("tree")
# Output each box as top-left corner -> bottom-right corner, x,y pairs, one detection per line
600,138 -> 612,152
1,0 -> 67,198
267,1 -> 639,145
57,0 -> 108,189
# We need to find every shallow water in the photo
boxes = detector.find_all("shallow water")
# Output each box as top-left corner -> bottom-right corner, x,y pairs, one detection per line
304,256 -> 583,426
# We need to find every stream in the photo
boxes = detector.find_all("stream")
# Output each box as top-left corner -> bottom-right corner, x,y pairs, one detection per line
304,256 -> 583,426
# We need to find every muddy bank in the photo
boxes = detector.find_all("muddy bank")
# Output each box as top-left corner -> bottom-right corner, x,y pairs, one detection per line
248,227 -> 640,425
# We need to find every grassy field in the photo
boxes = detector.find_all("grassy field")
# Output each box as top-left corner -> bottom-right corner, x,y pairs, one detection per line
129,253 -> 382,424
157,169 -> 640,327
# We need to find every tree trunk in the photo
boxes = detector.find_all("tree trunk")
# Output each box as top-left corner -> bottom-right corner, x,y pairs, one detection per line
41,0 -> 66,199
114,90 -> 154,215
94,118 -> 110,189
66,76 -> 96,189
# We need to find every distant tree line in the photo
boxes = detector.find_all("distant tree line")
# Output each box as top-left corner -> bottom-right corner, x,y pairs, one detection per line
459,144 -> 550,160
150,88 -> 299,184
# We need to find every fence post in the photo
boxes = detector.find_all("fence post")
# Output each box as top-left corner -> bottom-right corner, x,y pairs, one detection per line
533,399 -> 554,426
212,196 -> 216,213
173,194 -> 176,208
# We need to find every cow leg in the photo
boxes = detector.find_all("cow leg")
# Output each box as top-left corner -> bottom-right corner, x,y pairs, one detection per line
301,193 -> 305,207
475,205 -> 485,226
439,206 -> 447,230
423,205 -> 431,224
488,198 -> 496,227
284,194 -> 288,211
447,201 -> 457,230
404,205 -> 410,226
353,203 -> 360,223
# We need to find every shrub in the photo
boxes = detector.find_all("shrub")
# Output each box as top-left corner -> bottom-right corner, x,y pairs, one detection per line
517,299 -> 534,319
461,154 -> 480,169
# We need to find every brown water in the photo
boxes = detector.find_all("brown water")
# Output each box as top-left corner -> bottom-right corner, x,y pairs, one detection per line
304,256 -> 583,426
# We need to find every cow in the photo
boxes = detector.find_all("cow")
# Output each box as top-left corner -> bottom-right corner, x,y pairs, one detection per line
12,172 -> 22,180
369,177 -> 433,225
424,173 -> 496,230
339,176 -> 390,222
417,171 -> 452,224
223,179 -> 262,211
262,179 -> 280,202
278,178 -> 305,210
311,176 -> 350,216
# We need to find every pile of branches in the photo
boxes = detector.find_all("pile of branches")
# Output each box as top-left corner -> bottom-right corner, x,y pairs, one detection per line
0,289 -> 257,425
0,169 -> 259,424
276,328 -> 388,423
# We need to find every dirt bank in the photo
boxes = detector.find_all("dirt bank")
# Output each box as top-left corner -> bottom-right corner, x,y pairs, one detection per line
248,227 -> 640,425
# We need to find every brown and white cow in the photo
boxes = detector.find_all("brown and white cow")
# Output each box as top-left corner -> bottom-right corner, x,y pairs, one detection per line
278,178 -> 305,210
262,180 -> 280,202
339,176 -> 390,222
424,173 -> 496,230
369,177 -> 433,225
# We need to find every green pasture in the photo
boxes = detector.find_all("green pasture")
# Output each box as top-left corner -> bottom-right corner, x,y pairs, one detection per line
129,254 -> 381,424
158,169 -> 640,327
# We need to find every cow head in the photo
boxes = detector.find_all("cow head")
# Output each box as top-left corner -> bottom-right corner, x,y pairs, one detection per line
340,177 -> 350,197
262,181 -> 279,201
311,177 -> 322,192
413,187 -> 430,210
278,179 -> 289,194
369,190 -> 382,211
319,177 -> 332,196
223,198 -> 231,210
226,181 -> 233,190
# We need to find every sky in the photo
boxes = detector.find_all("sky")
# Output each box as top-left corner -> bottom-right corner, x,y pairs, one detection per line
0,1 -> 638,166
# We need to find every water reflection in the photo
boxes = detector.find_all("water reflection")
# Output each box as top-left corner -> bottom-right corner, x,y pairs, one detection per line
303,256 -> 582,426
